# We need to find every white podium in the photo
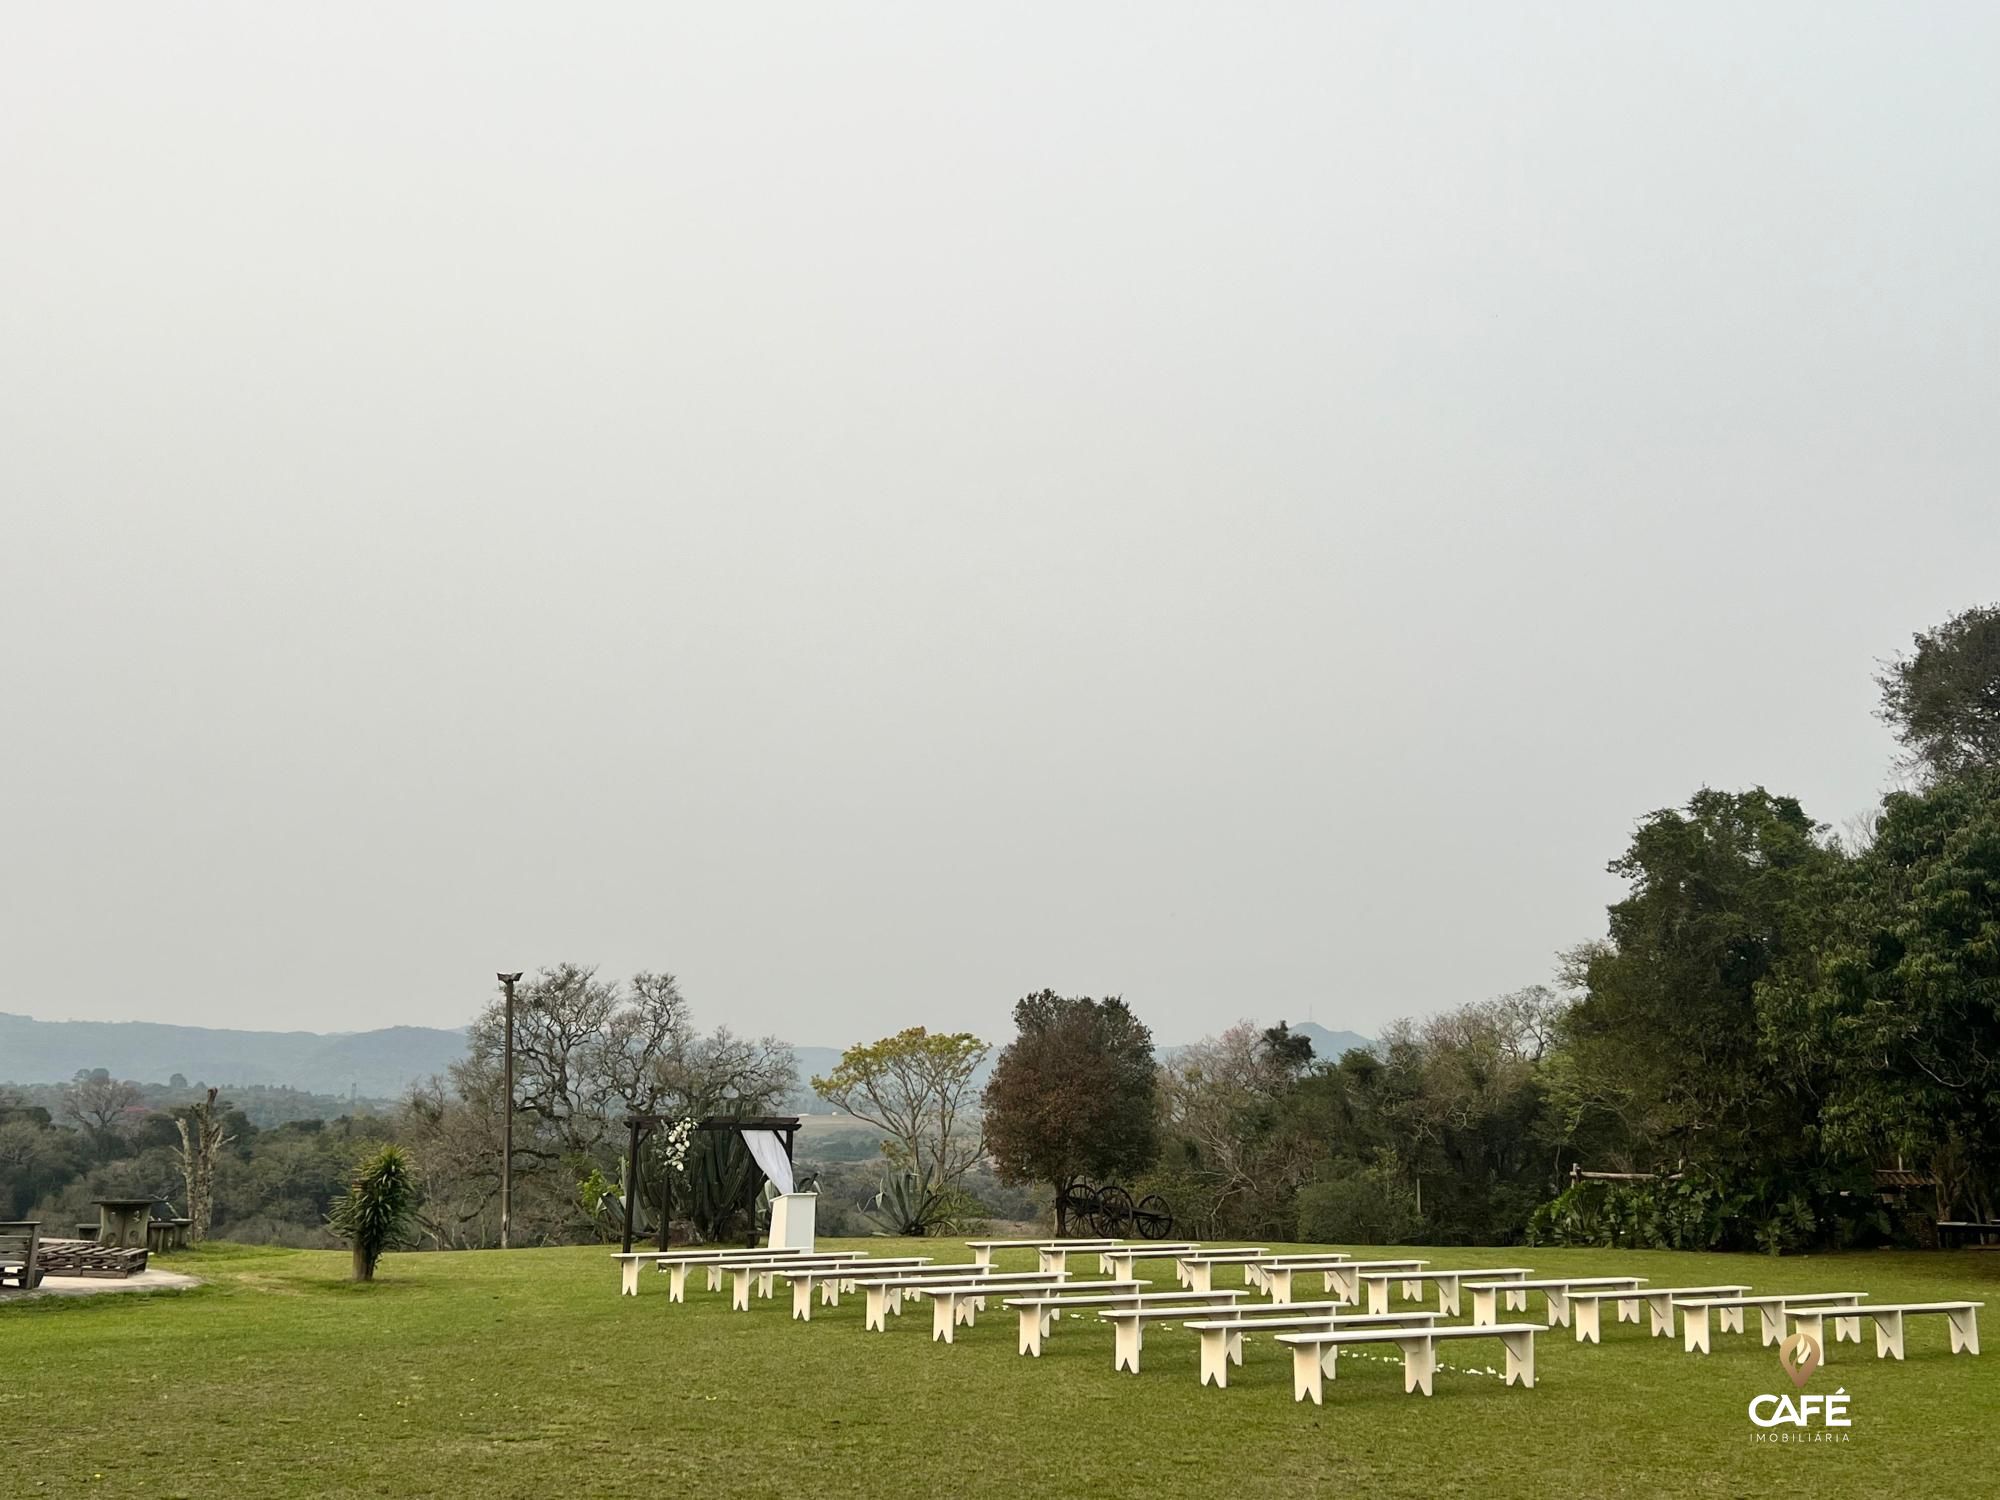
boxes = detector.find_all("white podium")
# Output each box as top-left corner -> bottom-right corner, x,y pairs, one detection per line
768,1192 -> 817,1251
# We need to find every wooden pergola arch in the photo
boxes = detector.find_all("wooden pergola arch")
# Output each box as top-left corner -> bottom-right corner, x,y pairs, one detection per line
618,1113 -> 801,1253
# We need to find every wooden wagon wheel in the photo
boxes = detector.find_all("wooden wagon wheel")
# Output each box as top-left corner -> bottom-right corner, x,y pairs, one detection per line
1096,1185 -> 1135,1238
1133,1194 -> 1175,1240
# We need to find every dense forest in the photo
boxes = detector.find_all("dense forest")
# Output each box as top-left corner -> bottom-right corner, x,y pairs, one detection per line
4,604 -> 1996,1255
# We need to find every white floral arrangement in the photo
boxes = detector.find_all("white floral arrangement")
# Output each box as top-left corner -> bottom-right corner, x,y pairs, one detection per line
656,1115 -> 696,1174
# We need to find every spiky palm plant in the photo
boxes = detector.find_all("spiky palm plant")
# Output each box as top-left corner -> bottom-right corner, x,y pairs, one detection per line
329,1144 -> 418,1282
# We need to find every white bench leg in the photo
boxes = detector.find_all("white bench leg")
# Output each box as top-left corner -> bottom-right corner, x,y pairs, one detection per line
1547,1290 -> 1570,1328
1470,1289 -> 1497,1327
1505,1287 -> 1528,1313
1365,1277 -> 1388,1315
706,1266 -> 723,1292
1269,1268 -> 1294,1305
669,1265 -> 690,1302
973,1248 -> 992,1267
1684,1307 -> 1711,1355
1876,1310 -> 1904,1360
1760,1306 -> 1783,1345
1113,1319 -> 1142,1374
1721,1306 -> 1743,1335
1437,1277 -> 1461,1317
1502,1329 -> 1534,1388
821,1279 -> 839,1307
1018,1308 -> 1041,1356
1614,1296 -> 1638,1324
1400,1335 -> 1436,1396
1319,1344 -> 1340,1380
865,1288 -> 888,1332
1228,1332 -> 1244,1366
1292,1344 -> 1323,1404
890,1288 -> 905,1316
1648,1296 -> 1673,1337
955,1297 -> 976,1327
792,1280 -> 813,1321
758,1272 -> 775,1299
1948,1307 -> 1979,1355
1188,1264 -> 1212,1294
1330,1269 -> 1356,1303
1574,1300 -> 1601,1345
620,1261 -> 640,1296
730,1271 -> 751,1311
1402,1278 -> 1422,1301
932,1296 -> 956,1343
1245,1264 -> 1264,1288
1793,1311 -> 1826,1361
1198,1331 -> 1228,1388
1834,1314 -> 1860,1345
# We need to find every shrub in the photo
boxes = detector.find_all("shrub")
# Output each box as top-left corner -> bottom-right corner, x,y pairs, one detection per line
1295,1162 -> 1421,1245
327,1144 -> 418,1282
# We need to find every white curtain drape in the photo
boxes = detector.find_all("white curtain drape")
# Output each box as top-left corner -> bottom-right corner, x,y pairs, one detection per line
741,1129 -> 795,1195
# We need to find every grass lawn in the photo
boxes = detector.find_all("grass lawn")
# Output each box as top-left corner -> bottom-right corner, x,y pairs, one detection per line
4,1238 -> 1994,1498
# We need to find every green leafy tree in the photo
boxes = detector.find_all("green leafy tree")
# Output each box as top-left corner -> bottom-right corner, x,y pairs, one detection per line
1561,787 -> 1840,1167
811,1027 -> 988,1235
982,991 -> 1159,1227
1877,603 -> 2000,782
1761,771 -> 2000,1220
329,1144 -> 418,1282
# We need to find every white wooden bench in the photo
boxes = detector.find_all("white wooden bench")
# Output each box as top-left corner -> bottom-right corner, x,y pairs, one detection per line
909,1274 -> 1087,1343
1316,1259 -> 1430,1305
610,1245 -> 814,1297
1354,1267 -> 1532,1316
1463,1275 -> 1645,1328
1171,1248 -> 1269,1293
1563,1283 -> 1751,1343
760,1258 -> 949,1319
704,1252 -> 898,1311
844,1270 -> 1079,1334
1184,1310 -> 1439,1387
1672,1292 -> 1869,1352
1003,1287 -> 1244,1355
1092,1298 -> 1344,1373
1250,1256 -> 1392,1305
1098,1244 -> 1201,1281
1790,1301 -> 1981,1361
1276,1322 -> 1539,1403
965,1238 -> 1120,1268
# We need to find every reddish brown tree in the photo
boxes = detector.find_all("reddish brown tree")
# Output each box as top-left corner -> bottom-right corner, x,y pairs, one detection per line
982,991 -> 1160,1227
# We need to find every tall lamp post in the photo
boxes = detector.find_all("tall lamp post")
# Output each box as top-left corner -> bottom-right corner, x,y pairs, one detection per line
498,971 -> 523,1250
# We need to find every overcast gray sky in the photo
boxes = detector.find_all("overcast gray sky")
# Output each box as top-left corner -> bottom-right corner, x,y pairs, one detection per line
4,4 -> 1997,1050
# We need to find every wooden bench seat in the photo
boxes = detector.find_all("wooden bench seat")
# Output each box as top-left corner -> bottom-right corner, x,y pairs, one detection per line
1672,1292 -> 1870,1352
1171,1249 -> 1270,1292
1275,1322 -> 1540,1404
1463,1276 -> 1644,1328
1092,1298 -> 1349,1373
0,1222 -> 43,1290
609,1245 -> 818,1297
1003,1288 -> 1246,1356
710,1254 -> 922,1311
1788,1301 -> 1982,1361
843,1270 -> 1086,1334
1354,1267 -> 1532,1316
1316,1259 -> 1432,1305
756,1258 -> 942,1319
1562,1283 -> 1751,1343
1184,1310 -> 1440,1387
968,1248 -> 1128,1272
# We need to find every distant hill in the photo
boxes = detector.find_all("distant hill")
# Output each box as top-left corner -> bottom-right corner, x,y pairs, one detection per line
1289,1021 -> 1378,1061
0,1012 -> 469,1099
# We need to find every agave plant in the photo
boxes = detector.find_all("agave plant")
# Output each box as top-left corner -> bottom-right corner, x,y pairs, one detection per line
863,1170 -> 945,1236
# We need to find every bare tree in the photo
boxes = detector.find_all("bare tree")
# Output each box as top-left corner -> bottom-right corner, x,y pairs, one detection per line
61,1072 -> 143,1143
172,1088 -> 234,1241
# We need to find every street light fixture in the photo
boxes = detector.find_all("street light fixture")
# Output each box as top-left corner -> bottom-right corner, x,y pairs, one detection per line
498,971 -> 523,1250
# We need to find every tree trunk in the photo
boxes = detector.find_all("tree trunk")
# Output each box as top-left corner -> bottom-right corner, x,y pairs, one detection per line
353,1244 -> 373,1282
